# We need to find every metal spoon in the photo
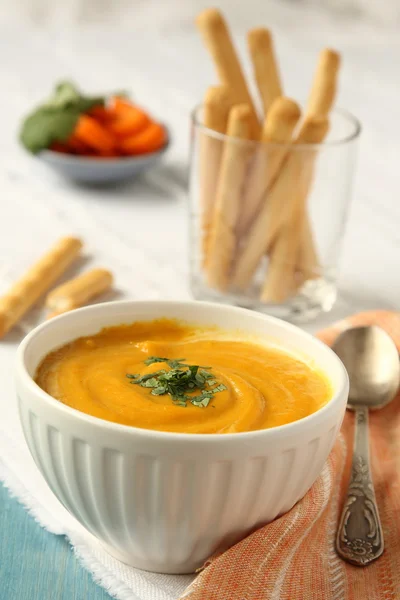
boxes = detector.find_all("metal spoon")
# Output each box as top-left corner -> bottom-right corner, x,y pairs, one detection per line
333,325 -> 400,566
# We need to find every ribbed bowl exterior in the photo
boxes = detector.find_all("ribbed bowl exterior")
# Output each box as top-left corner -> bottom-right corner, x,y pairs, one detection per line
16,300 -> 348,574
18,389 -> 343,574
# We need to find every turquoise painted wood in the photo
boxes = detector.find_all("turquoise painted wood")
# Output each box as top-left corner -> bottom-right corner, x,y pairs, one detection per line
0,482 -> 113,600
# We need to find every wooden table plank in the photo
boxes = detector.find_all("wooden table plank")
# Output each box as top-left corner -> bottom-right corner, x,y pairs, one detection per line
0,481 -> 113,600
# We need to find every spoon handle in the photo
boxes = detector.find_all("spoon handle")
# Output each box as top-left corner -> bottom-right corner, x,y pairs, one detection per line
336,406 -> 384,566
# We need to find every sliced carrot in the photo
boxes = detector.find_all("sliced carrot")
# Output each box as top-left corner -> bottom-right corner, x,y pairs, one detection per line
119,123 -> 166,155
108,97 -> 157,138
66,134 -> 90,154
74,114 -> 116,153
88,105 -> 113,123
50,141 -> 70,153
108,107 -> 151,138
110,96 -> 137,114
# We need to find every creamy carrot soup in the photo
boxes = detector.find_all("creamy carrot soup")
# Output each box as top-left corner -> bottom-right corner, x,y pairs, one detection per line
35,319 -> 332,434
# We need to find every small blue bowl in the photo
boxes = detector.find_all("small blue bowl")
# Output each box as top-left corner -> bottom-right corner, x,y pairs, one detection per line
38,126 -> 170,184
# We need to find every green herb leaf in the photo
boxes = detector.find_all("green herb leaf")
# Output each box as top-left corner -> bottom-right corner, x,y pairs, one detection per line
20,107 -> 80,154
128,370 -> 167,385
151,385 -> 167,395
195,373 -> 205,386
45,81 -> 81,109
144,356 -> 170,366
126,357 -> 226,408
46,81 -> 105,113
141,377 -> 160,388
19,80 -> 108,154
199,369 -> 214,380
190,391 -> 213,408
173,398 -> 187,407
167,358 -> 187,369
189,365 -> 199,377
210,384 -> 227,393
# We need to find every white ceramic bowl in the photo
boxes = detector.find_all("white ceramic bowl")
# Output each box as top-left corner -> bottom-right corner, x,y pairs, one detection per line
16,301 -> 348,574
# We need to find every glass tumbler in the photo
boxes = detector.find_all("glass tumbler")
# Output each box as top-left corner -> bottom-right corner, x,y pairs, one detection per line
189,105 -> 361,322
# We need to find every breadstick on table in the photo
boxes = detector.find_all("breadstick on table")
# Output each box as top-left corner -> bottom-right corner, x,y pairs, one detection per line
206,104 -> 252,291
306,48 -> 341,117
238,97 -> 301,237
247,28 -> 282,117
200,85 -> 234,264
196,8 -> 260,138
47,304 -> 80,320
46,268 -> 113,315
231,116 -> 329,291
0,236 -> 82,338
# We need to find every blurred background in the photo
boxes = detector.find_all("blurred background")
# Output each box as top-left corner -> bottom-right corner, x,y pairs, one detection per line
0,0 -> 399,26
1,0 -> 399,317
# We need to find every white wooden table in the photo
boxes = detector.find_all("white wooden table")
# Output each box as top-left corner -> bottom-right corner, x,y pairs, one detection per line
1,7 -> 399,336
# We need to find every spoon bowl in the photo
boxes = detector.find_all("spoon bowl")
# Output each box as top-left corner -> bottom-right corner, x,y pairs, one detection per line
333,325 -> 400,410
333,325 -> 400,567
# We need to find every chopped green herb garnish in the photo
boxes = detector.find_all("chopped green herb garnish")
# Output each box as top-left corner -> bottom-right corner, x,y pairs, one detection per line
167,358 -> 188,369
126,356 -> 227,408
144,356 -> 190,369
173,399 -> 187,407
190,391 -> 213,408
129,370 -> 167,384
144,356 -> 170,366
211,384 -> 227,394
199,369 -> 214,380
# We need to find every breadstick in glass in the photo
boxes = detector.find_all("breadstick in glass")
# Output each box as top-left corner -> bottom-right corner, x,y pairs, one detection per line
307,49 -> 341,117
232,116 -> 329,291
238,97 -> 301,237
260,118 -> 329,300
196,8 -> 260,138
297,217 -> 320,281
296,48 -> 340,282
261,221 -> 300,303
200,85 -> 234,265
0,236 -> 82,338
247,28 -> 282,117
206,104 -> 252,290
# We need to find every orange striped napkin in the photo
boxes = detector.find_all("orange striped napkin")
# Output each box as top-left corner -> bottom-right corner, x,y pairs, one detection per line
182,310 -> 400,599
